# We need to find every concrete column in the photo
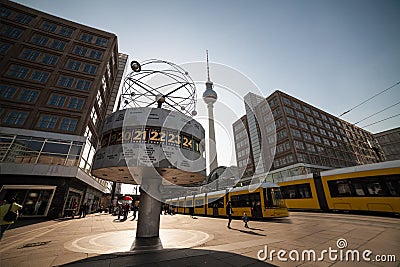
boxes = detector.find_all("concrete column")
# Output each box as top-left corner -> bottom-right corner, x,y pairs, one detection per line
136,188 -> 161,237
132,175 -> 163,251
208,103 -> 218,172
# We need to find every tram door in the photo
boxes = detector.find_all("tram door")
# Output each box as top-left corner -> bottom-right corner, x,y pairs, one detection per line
213,204 -> 218,216
250,193 -> 263,218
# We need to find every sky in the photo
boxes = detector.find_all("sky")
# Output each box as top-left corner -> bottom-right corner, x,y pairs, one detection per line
13,0 -> 400,193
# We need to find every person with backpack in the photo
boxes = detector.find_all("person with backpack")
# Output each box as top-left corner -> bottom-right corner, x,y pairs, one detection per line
242,212 -> 249,228
0,197 -> 23,240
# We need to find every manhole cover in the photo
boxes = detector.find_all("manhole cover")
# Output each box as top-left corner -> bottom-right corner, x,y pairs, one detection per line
19,241 -> 51,248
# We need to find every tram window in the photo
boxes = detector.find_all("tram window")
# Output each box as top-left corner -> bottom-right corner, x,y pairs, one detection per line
281,183 -> 312,199
328,180 -> 352,197
352,182 -> 366,196
328,175 -> 400,197
186,200 -> 193,207
231,193 -> 260,207
365,181 -> 384,196
195,199 -> 204,207
208,197 -> 224,208
385,176 -> 400,196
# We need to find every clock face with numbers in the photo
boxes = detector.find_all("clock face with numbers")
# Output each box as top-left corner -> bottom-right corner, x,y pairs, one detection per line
92,108 -> 206,186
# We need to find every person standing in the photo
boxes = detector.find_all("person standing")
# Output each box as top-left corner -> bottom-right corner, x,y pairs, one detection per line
131,204 -> 138,221
0,198 -> 22,240
242,212 -> 249,228
226,201 -> 233,229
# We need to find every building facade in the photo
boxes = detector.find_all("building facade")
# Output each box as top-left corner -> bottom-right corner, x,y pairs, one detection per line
374,127 -> 400,161
0,1 -> 128,218
233,90 -> 385,184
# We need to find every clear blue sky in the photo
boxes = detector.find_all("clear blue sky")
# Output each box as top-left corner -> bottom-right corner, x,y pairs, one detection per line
14,0 -> 399,132
14,0 -> 399,194
14,0 -> 400,166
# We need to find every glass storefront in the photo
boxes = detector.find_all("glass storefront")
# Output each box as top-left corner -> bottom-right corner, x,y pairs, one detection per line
0,185 -> 56,217
0,133 -> 84,167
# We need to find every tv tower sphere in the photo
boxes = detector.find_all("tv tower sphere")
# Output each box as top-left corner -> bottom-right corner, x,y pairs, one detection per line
203,84 -> 218,104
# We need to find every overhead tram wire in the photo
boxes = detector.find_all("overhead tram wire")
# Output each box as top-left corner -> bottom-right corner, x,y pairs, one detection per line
339,81 -> 400,117
360,113 -> 400,128
354,101 -> 400,125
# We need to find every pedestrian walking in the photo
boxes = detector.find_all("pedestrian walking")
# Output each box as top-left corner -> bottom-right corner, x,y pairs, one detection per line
0,198 -> 22,240
226,201 -> 233,228
131,204 -> 138,221
242,212 -> 249,228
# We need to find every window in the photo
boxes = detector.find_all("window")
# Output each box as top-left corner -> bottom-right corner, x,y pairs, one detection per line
96,90 -> 103,109
268,97 -> 278,107
319,128 -> 326,136
95,37 -> 108,47
4,111 -> 27,125
41,21 -> 57,32
306,143 -> 316,152
296,111 -> 305,120
80,33 -> 93,43
328,131 -> 335,138
50,39 -> 66,50
90,107 -> 98,125
57,76 -> 74,88
38,115 -> 57,129
41,54 -> 58,65
48,94 -> 66,107
76,79 -> 91,90
276,118 -> 284,128
59,118 -> 77,132
89,49 -> 103,60
19,49 -> 40,61
30,71 -> 49,83
0,7 -> 12,17
303,106 -> 311,114
83,63 -> 97,75
294,140 -> 304,150
314,135 -> 321,143
321,114 -> 327,121
0,43 -> 12,55
0,85 -> 17,99
73,45 -> 88,56
277,129 -> 287,140
14,13 -> 33,25
58,27 -> 73,37
66,59 -> 81,71
293,102 -> 302,110
312,110 -> 320,117
324,122 -> 331,129
281,183 -> 312,199
273,107 -> 281,117
67,98 -> 84,110
306,115 -> 314,123
282,97 -> 291,105
1,26 -> 23,39
18,89 -> 39,103
6,65 -> 29,79
323,138 -> 330,146
310,125 -> 318,133
302,131 -> 312,140
290,128 -> 301,138
287,117 -> 298,126
299,121 -> 308,130
284,106 -> 294,116
316,119 -> 323,126
31,34 -> 49,46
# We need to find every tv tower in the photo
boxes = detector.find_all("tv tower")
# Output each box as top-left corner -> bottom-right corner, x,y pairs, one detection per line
202,50 -> 218,173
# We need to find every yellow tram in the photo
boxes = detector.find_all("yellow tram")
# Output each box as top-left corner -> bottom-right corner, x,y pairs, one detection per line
166,182 -> 289,219
278,160 -> 400,215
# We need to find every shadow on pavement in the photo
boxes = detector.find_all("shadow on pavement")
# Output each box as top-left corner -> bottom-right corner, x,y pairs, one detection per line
230,227 -> 266,236
9,218 -> 49,229
61,248 -> 277,267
